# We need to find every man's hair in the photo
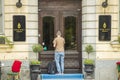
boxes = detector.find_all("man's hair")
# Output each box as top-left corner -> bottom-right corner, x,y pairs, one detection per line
56,31 -> 61,36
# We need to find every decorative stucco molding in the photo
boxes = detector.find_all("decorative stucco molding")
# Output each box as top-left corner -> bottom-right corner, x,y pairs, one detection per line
110,40 -> 120,51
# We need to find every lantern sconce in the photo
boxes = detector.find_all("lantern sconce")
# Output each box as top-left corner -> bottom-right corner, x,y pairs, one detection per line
16,0 -> 22,8
102,0 -> 108,8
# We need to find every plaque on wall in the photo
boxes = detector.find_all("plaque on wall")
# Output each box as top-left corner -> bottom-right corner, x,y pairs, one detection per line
99,15 -> 111,41
13,15 -> 26,41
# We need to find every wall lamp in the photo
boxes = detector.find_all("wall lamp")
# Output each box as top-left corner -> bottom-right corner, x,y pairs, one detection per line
102,0 -> 108,8
16,0 -> 22,8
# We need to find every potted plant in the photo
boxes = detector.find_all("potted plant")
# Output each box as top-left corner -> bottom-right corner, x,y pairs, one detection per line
30,60 -> 42,71
0,36 -> 14,48
0,36 -> 14,53
30,43 -> 43,65
84,59 -> 94,65
30,60 -> 42,80
84,44 -> 94,76
117,35 -> 120,44
30,60 -> 41,65
30,44 -> 43,80
32,44 -> 43,59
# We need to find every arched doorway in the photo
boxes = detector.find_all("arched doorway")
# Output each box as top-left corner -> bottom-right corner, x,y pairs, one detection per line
38,0 -> 82,73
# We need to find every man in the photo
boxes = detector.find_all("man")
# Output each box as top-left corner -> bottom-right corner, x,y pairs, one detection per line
53,31 -> 65,74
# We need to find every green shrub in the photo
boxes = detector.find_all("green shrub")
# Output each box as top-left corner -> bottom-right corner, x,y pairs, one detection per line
118,36 -> 120,43
0,36 -> 13,48
85,44 -> 94,59
84,59 -> 94,65
30,60 -> 41,65
32,44 -> 43,53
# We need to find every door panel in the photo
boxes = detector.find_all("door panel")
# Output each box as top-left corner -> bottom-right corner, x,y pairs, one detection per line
39,11 -> 81,73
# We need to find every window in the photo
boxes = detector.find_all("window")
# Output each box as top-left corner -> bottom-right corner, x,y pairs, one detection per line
0,0 -> 3,34
64,16 -> 77,50
43,16 -> 54,50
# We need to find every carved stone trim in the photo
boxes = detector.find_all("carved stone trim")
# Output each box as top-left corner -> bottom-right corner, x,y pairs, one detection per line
110,40 -> 120,51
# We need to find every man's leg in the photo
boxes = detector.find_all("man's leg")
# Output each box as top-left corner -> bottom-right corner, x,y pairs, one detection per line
60,52 -> 64,73
55,52 -> 61,73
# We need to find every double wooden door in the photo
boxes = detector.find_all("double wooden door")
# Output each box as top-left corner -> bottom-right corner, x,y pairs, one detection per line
38,0 -> 82,73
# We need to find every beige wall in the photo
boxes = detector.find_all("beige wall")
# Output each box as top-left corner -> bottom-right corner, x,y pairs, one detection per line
82,0 -> 96,60
0,0 -> 38,60
82,0 -> 120,60
96,0 -> 120,59
82,0 -> 120,80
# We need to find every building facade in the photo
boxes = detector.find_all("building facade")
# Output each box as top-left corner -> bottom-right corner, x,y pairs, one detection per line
0,0 -> 120,80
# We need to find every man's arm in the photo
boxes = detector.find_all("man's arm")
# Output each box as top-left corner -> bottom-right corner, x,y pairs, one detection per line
53,39 -> 56,47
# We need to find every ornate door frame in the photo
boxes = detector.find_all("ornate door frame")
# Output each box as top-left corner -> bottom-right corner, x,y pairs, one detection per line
38,0 -> 82,73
